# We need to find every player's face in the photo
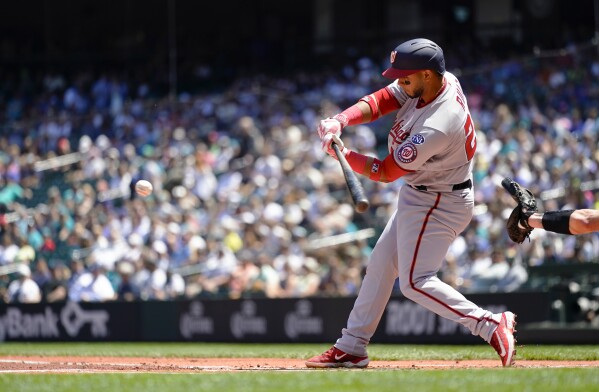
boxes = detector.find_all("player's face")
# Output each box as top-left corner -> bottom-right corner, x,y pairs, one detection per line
398,72 -> 425,99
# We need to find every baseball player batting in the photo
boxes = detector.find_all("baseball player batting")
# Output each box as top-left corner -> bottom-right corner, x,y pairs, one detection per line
308,38 -> 516,368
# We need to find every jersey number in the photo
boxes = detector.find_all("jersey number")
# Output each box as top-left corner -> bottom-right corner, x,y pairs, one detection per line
463,114 -> 476,160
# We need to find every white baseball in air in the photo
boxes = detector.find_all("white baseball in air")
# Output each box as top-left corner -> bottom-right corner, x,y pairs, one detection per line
135,180 -> 153,197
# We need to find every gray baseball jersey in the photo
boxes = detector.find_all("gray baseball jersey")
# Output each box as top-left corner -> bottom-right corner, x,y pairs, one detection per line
386,71 -> 475,188
334,72 -> 503,357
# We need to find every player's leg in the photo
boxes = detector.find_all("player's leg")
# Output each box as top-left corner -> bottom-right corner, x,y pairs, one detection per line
305,208 -> 399,368
395,187 -> 502,341
396,187 -> 516,366
336,208 -> 399,354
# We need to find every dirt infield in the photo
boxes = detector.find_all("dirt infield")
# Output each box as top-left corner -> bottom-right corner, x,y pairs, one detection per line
0,356 -> 597,373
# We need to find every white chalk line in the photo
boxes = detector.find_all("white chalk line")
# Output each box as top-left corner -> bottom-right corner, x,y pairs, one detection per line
0,359 -> 596,373
0,359 -> 309,372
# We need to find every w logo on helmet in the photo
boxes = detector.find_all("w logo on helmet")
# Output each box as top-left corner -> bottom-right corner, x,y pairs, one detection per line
390,51 -> 397,64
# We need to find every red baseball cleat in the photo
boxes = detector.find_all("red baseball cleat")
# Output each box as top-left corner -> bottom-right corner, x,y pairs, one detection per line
305,346 -> 370,368
490,311 -> 517,367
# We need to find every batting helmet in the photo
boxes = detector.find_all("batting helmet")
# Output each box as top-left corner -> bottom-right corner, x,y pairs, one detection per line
382,38 -> 445,79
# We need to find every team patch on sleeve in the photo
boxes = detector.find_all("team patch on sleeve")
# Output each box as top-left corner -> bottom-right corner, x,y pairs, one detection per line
411,134 -> 425,144
395,142 -> 418,164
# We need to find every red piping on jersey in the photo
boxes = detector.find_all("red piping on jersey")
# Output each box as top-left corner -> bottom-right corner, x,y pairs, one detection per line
408,192 -> 498,325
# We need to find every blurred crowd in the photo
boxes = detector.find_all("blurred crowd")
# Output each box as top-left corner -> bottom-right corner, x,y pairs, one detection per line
1,43 -> 599,309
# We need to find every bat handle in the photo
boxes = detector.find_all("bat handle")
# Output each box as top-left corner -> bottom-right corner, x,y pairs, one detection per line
332,142 -> 370,213
331,142 -> 342,157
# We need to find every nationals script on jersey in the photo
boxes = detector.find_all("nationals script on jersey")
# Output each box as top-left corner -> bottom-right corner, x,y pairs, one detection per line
386,71 -> 477,187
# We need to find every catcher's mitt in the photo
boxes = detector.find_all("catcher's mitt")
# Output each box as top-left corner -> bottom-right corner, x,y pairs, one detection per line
507,206 -> 534,243
501,177 -> 538,243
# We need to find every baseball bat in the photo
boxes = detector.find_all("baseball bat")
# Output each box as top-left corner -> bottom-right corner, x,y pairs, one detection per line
332,142 -> 370,213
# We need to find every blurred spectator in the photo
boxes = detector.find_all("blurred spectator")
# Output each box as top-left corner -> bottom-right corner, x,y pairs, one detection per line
68,259 -> 86,288
228,249 -> 260,299
273,243 -> 305,275
31,258 -> 52,292
0,234 -> 19,265
44,262 -> 71,302
68,262 -> 116,302
459,247 -> 493,290
495,248 -> 529,292
5,264 -> 42,303
134,251 -> 167,300
283,257 -> 321,297
116,260 -> 138,301
190,239 -> 238,297
165,268 -> 186,299
250,253 -> 282,298
467,247 -> 510,293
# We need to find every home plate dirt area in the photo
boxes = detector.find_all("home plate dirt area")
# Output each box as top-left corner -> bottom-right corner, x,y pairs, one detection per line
0,356 -> 598,373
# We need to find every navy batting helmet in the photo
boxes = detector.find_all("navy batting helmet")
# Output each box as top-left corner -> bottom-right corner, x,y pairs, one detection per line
382,38 -> 445,79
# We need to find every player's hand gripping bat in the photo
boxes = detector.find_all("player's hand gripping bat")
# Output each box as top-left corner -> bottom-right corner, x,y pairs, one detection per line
331,142 -> 370,213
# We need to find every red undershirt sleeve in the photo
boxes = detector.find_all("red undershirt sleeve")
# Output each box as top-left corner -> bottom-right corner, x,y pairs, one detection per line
344,150 -> 412,183
359,86 -> 402,121
334,104 -> 364,127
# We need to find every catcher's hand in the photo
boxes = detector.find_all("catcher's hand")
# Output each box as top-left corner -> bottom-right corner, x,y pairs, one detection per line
501,177 -> 538,243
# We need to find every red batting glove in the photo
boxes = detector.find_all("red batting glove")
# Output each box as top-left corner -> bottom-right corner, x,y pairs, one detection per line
321,133 -> 348,160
